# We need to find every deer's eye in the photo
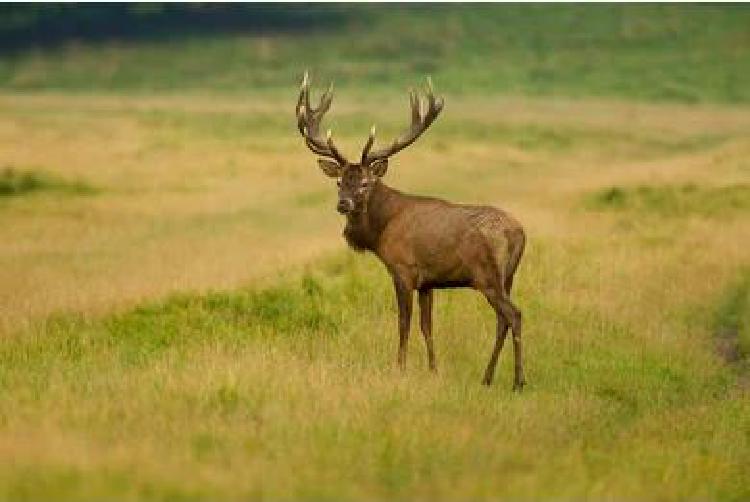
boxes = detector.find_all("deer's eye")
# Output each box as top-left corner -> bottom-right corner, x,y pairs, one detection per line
336,180 -> 342,188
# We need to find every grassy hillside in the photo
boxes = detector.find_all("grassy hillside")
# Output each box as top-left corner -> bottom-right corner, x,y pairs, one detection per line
1,4 -> 750,103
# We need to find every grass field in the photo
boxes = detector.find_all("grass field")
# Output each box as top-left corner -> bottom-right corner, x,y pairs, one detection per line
1,5 -> 749,501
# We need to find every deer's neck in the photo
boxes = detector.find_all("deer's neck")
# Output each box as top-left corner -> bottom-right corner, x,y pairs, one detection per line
343,182 -> 404,253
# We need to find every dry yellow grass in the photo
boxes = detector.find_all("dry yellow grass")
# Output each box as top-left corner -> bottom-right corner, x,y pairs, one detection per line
0,91 -> 748,499
2,92 -> 748,335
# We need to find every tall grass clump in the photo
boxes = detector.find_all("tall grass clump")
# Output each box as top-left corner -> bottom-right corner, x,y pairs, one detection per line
713,269 -> 750,368
0,167 -> 96,197
586,183 -> 750,217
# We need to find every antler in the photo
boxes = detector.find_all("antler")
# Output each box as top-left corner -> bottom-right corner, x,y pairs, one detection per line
296,71 -> 351,165
361,77 -> 444,165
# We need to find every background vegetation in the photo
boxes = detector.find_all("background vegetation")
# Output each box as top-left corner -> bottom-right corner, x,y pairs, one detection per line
0,4 -> 748,500
1,4 -> 749,102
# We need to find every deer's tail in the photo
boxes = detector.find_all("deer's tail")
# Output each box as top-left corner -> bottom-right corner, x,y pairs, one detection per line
503,227 -> 526,294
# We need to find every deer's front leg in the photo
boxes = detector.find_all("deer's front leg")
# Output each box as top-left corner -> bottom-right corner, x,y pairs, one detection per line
393,278 -> 413,371
419,288 -> 437,372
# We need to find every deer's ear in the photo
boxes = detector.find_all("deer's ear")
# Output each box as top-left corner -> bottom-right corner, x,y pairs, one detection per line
318,159 -> 342,178
369,159 -> 388,178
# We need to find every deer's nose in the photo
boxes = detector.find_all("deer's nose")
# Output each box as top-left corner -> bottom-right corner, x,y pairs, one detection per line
337,198 -> 354,214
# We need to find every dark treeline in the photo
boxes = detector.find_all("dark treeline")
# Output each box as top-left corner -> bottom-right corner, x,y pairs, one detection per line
0,3 -> 354,52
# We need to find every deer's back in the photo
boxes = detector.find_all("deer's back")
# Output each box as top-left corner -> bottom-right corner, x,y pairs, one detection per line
378,197 -> 524,289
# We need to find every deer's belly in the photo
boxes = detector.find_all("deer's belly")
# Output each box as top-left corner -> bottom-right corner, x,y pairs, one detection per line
419,277 -> 474,290
411,239 -> 480,289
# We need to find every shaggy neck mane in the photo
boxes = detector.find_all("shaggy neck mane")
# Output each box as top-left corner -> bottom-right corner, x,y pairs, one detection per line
343,182 -> 404,253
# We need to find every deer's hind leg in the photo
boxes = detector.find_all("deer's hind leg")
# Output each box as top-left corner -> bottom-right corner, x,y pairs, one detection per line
498,293 -> 524,391
504,228 -> 526,391
480,237 -> 525,389
476,261 -> 510,386
481,284 -> 523,389
482,306 -> 509,386
418,288 -> 437,372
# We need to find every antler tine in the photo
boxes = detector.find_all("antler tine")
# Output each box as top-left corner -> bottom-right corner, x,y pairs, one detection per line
360,125 -> 376,163
295,72 -> 307,123
409,89 -> 420,125
422,76 -> 443,125
295,72 -> 351,165
362,77 -> 444,165
296,71 -> 312,135
316,82 -> 334,116
326,129 -> 348,164
426,75 -> 436,102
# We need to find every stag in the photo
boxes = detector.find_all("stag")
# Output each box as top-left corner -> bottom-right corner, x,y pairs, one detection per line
295,73 -> 526,389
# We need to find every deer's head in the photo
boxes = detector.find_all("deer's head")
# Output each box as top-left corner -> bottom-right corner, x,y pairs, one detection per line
295,72 -> 444,215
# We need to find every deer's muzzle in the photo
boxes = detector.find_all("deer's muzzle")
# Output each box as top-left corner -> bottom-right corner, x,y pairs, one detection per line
337,198 -> 355,214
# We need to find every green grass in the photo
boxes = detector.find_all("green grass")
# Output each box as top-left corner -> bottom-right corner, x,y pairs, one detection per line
0,167 -> 96,197
586,183 -> 750,217
1,245 -> 748,500
714,270 -> 750,367
1,4 -> 750,103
